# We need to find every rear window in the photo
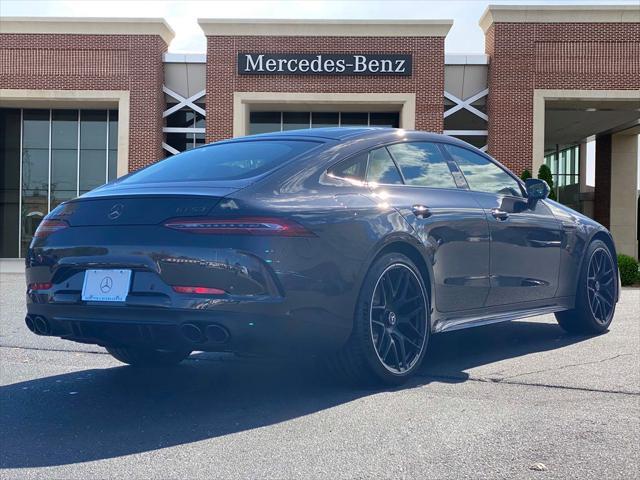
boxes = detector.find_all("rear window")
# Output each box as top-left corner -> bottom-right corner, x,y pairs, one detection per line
327,152 -> 368,181
119,140 -> 320,184
367,147 -> 403,184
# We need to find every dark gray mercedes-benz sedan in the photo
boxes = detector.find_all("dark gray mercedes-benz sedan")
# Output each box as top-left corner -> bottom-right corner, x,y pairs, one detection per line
25,128 -> 619,384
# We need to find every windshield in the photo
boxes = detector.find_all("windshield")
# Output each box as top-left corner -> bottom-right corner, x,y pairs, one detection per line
119,140 -> 321,184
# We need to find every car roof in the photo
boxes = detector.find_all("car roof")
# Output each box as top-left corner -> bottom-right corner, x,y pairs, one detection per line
243,127 -> 378,141
236,127 -> 458,143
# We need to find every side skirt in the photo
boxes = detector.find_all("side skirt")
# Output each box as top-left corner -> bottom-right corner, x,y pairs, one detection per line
433,297 -> 574,333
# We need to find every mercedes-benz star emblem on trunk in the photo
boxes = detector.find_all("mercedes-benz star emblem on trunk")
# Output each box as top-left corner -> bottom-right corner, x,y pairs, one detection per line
108,203 -> 124,220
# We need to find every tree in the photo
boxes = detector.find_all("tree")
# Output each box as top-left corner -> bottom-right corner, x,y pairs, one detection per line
538,164 -> 556,200
520,169 -> 532,181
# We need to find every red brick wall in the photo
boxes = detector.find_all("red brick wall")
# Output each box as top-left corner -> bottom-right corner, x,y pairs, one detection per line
485,22 -> 640,175
204,35 -> 445,142
594,134 -> 612,228
0,33 -> 167,171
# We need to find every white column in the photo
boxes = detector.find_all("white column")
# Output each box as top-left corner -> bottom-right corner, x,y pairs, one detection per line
578,142 -> 595,219
579,142 -> 588,190
610,132 -> 639,259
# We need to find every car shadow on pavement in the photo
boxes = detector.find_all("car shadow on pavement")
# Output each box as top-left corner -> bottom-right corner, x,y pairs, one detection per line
420,319 -> 596,382
0,320 -> 594,469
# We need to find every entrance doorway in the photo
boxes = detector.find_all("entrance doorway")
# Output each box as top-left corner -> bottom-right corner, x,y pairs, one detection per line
534,90 -> 640,258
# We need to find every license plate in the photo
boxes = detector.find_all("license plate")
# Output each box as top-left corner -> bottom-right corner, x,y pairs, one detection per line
81,269 -> 132,302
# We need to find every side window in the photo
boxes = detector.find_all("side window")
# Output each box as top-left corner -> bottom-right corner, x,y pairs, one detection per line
366,147 -> 403,185
387,142 -> 457,189
327,152 -> 367,182
445,144 -> 523,197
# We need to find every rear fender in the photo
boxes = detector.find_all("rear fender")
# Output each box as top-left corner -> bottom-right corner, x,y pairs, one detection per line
356,229 -> 436,328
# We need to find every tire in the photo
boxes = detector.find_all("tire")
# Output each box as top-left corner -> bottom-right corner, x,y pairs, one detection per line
555,239 -> 617,334
330,252 -> 430,386
106,346 -> 191,367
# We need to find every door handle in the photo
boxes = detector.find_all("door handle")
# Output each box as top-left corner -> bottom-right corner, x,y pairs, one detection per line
412,205 -> 432,219
491,208 -> 509,221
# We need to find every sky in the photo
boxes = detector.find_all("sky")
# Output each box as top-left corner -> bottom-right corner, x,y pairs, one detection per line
2,0 -> 639,54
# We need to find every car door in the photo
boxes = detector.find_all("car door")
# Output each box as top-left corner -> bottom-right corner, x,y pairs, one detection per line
366,142 -> 491,313
443,144 -> 562,306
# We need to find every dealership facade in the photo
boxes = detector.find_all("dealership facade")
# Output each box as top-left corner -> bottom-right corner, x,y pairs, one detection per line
1,5 -> 639,259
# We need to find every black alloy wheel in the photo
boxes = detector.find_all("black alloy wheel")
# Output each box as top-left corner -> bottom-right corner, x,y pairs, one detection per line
586,247 -> 616,325
329,252 -> 430,386
370,263 -> 428,374
556,239 -> 617,334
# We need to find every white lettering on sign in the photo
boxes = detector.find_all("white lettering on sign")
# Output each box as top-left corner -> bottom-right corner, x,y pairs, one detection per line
245,54 -> 264,72
238,53 -> 412,76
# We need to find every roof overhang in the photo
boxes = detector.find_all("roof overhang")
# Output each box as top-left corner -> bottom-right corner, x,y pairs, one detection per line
0,17 -> 175,45
198,18 -> 453,37
479,5 -> 640,33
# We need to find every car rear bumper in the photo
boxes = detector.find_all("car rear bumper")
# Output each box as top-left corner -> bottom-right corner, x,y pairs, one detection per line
25,301 -> 351,354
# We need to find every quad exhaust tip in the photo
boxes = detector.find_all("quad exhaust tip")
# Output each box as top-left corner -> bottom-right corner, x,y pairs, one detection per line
180,323 -> 206,343
180,322 -> 230,345
26,315 -> 51,335
25,315 -> 36,333
34,316 -> 51,335
205,324 -> 230,344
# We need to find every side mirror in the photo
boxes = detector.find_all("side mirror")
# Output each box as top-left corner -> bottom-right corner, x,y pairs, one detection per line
525,178 -> 550,202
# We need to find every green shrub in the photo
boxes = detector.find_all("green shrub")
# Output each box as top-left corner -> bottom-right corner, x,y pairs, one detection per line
520,169 -> 532,181
537,164 -> 556,200
617,254 -> 639,286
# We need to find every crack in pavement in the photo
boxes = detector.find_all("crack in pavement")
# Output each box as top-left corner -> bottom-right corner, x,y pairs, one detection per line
472,375 -> 638,396
419,372 -> 640,396
491,353 -> 635,381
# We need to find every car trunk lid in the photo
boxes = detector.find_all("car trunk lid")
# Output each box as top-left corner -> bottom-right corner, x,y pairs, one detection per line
51,186 -> 239,227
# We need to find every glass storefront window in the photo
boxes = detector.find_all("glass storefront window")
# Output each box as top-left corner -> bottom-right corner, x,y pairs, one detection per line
282,112 -> 310,130
370,112 -> 400,128
311,112 -> 339,128
51,110 -> 79,209
544,144 -> 580,192
249,112 -> 281,135
21,110 -> 50,255
0,107 -> 118,257
341,112 -> 368,126
248,111 -> 400,135
79,110 -> 108,194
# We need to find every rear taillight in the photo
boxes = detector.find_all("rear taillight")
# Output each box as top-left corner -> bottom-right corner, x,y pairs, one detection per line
172,286 -> 226,295
163,217 -> 314,237
33,219 -> 68,239
28,282 -> 52,291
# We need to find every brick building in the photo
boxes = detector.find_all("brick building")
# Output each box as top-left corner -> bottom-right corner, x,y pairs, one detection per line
1,5 -> 639,259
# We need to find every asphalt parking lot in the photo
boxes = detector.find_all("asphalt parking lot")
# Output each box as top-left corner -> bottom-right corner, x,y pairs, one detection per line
1,272 -> 638,479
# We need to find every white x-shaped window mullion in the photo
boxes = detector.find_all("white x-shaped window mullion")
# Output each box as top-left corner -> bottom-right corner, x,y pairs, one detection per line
162,142 -> 180,155
163,86 -> 206,118
444,88 -> 489,122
